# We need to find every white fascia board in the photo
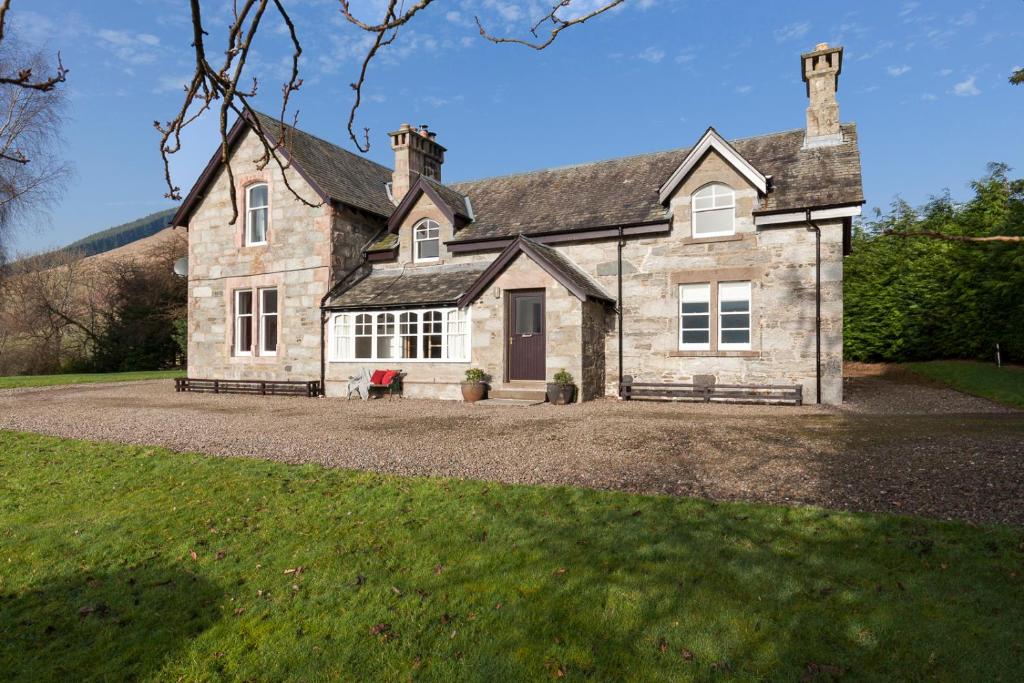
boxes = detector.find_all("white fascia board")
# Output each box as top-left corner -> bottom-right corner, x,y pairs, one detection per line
658,128 -> 768,204
753,204 -> 862,226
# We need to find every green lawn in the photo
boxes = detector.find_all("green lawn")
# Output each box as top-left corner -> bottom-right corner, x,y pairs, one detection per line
1,432 -> 1021,681
905,361 -> 1024,408
0,369 -> 183,390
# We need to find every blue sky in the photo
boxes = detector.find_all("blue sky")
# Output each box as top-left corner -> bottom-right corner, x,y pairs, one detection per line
8,0 -> 1024,253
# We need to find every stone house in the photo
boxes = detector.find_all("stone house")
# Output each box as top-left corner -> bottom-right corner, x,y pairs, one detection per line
173,42 -> 863,404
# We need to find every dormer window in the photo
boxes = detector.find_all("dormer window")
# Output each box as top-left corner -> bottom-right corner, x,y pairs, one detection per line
246,183 -> 269,245
692,183 -> 735,237
413,219 -> 440,262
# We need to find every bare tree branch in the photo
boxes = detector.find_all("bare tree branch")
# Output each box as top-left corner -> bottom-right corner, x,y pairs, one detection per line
0,0 -> 68,91
164,0 -> 625,211
156,0 -> 321,224
475,0 -> 624,50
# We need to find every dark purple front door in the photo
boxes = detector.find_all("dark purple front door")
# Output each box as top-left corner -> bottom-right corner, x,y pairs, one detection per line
508,290 -> 545,381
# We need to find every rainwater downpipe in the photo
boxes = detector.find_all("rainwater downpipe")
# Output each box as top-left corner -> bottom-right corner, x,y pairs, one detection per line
319,226 -> 390,396
803,209 -> 822,405
617,226 -> 625,397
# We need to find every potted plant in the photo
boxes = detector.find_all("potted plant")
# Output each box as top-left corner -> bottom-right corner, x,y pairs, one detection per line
461,368 -> 488,403
547,369 -> 576,405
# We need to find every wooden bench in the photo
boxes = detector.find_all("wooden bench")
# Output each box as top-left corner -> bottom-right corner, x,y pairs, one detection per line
175,378 -> 321,398
619,378 -> 802,405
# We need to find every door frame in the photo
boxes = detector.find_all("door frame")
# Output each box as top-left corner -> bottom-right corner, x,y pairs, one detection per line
504,288 -> 546,383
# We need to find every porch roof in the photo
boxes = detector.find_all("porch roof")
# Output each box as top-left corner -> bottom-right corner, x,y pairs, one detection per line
325,264 -> 488,310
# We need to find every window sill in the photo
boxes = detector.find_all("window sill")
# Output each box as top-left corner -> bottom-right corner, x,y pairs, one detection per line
680,233 -> 745,245
668,350 -> 760,358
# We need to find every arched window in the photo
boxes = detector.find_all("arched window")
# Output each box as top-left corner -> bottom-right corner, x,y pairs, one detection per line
246,183 -> 269,245
691,183 -> 735,237
413,219 -> 440,262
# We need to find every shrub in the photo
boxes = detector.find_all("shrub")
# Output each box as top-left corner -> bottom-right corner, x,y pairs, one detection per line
464,368 -> 487,383
552,369 -> 574,385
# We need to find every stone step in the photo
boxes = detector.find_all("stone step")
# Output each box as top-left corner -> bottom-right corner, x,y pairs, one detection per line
474,398 -> 545,407
489,386 -> 548,401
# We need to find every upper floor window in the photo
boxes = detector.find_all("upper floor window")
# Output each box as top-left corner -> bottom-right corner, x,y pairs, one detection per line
692,183 -> 735,237
414,219 -> 440,262
246,183 -> 269,246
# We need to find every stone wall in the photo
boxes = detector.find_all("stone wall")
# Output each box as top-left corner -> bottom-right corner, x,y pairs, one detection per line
188,128 -> 383,383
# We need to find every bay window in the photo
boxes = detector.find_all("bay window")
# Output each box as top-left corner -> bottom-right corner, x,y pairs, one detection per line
331,308 -> 470,362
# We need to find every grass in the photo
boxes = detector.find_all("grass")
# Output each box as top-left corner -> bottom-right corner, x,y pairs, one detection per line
1,431 -> 1022,681
904,360 -> 1024,408
0,369 -> 183,390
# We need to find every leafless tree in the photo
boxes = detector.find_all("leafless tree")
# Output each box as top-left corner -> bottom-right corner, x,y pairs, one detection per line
0,38 -> 71,262
157,0 -> 623,225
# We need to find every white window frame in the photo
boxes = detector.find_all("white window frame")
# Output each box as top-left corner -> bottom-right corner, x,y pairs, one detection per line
234,289 -> 254,356
691,183 -> 736,238
678,283 -> 711,351
246,183 -> 269,246
258,287 -> 278,356
413,219 -> 440,263
329,307 -> 471,363
718,281 -> 752,351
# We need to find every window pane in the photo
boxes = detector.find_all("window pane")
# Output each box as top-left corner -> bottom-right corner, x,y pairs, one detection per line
263,315 -> 278,352
720,299 -> 748,313
693,194 -> 715,211
237,291 -> 253,315
721,314 -> 750,329
418,238 -> 439,260
355,336 -> 373,358
402,336 -> 419,359
721,329 -> 750,344
694,207 -> 733,234
249,207 -> 267,243
376,314 -> 395,359
683,315 -> 710,329
681,302 -> 709,314
261,288 -> 277,314
515,297 -> 542,335
425,335 -> 443,358
248,184 -> 268,207
682,330 -> 709,344
680,283 -> 710,303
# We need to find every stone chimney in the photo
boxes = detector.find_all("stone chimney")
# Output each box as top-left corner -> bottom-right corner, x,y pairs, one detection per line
801,42 -> 844,148
388,123 -> 446,203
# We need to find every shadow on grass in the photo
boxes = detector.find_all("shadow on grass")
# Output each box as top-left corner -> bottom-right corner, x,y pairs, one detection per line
0,565 -> 221,681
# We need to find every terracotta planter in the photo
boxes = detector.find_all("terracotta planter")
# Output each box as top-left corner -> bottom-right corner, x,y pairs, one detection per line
461,381 -> 487,403
546,383 -> 576,405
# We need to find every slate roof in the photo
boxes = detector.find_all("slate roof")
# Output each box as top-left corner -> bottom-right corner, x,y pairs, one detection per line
326,264 -> 488,309
517,237 -> 613,302
457,235 -> 614,307
250,112 -> 395,217
447,124 -> 863,242
422,176 -> 471,218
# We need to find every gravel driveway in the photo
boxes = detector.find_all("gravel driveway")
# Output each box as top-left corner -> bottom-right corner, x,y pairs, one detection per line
2,374 -> 1021,525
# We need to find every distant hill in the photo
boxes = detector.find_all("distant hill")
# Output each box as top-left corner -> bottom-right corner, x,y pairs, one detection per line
65,207 -> 178,258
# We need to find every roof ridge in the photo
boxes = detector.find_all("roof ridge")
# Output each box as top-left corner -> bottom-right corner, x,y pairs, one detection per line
447,126 -> 820,187
252,110 -> 394,175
